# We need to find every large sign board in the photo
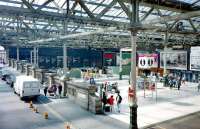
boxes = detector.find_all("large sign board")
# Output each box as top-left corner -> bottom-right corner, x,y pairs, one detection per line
103,52 -> 116,66
190,47 -> 200,71
138,53 -> 158,69
120,48 -> 132,75
160,51 -> 187,70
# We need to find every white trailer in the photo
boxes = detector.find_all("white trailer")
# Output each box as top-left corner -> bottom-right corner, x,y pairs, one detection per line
14,75 -> 40,99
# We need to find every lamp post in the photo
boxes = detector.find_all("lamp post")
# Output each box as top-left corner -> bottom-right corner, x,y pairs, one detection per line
128,0 -> 140,129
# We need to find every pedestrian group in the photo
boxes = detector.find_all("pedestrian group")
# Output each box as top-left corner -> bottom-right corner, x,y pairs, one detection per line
43,83 -> 62,98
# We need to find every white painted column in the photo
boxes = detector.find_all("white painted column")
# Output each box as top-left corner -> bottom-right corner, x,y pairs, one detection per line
17,47 -> 19,61
33,46 -> 37,67
119,49 -> 122,73
163,32 -> 168,75
63,43 -> 67,71
30,50 -> 33,64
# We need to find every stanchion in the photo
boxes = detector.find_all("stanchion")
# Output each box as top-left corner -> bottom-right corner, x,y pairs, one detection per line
64,123 -> 71,129
33,107 -> 38,113
29,101 -> 33,108
43,112 -> 48,119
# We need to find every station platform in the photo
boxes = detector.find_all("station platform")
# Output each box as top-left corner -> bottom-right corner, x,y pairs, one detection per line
1,67 -> 200,129
96,79 -> 200,128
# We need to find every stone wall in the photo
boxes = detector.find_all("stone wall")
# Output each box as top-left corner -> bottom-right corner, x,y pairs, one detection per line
9,58 -> 102,114
65,82 -> 102,113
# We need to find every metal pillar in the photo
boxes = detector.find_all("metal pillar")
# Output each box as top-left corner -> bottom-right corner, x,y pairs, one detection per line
36,48 -> 39,66
63,43 -> 67,71
63,20 -> 68,72
17,47 -> 19,61
130,31 -> 138,129
6,48 -> 9,64
163,32 -> 168,75
33,46 -> 37,67
129,0 -> 140,129
30,50 -> 33,64
119,49 -> 122,80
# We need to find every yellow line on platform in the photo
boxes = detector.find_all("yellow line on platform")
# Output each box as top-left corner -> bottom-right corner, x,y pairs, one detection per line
38,98 -> 77,129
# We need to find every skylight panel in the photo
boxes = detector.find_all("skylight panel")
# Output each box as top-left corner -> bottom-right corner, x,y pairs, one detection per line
93,6 -> 105,14
118,11 -> 128,18
0,1 -> 8,6
105,8 -> 121,16
139,6 -> 151,12
112,18 -> 129,23
74,4 -> 82,11
143,14 -> 159,21
36,0 -> 45,5
177,0 -> 198,4
191,0 -> 200,6
85,4 -> 97,12
47,2 -> 57,8
41,8 -> 57,12
103,0 -> 113,4
7,2 -> 21,7
101,16 -> 114,20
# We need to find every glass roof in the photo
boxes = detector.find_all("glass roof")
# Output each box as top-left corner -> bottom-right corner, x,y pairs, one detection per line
0,0 -> 199,34
178,0 -> 200,6
0,0 -> 198,22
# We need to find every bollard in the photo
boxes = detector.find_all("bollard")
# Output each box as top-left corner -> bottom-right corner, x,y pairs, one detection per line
43,112 -> 48,119
33,107 -> 38,113
64,123 -> 70,129
32,106 -> 35,111
29,101 -> 33,108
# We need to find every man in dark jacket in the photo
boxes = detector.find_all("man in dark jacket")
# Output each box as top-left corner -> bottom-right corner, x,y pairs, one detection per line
116,92 -> 122,113
44,86 -> 48,96
58,84 -> 62,98
102,91 -> 107,112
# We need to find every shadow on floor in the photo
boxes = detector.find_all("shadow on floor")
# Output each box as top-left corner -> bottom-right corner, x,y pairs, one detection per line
171,101 -> 194,106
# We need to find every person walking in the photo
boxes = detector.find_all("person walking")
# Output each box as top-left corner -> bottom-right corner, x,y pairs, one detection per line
178,76 -> 182,90
182,76 -> 186,85
44,86 -> 48,96
53,84 -> 57,98
58,84 -> 62,98
116,92 -> 122,113
164,74 -> 169,87
169,77 -> 173,89
107,95 -> 114,112
102,91 -> 107,112
197,80 -> 200,92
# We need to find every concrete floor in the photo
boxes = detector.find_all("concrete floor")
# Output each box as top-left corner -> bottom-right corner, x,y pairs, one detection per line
0,79 -> 129,129
2,67 -> 200,129
146,112 -> 200,129
0,80 -> 64,129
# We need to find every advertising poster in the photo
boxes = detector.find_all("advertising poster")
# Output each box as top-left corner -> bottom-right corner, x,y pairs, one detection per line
190,47 -> 200,71
116,53 -> 120,66
138,53 -> 158,69
160,51 -> 187,70
121,50 -> 132,75
103,52 -> 116,66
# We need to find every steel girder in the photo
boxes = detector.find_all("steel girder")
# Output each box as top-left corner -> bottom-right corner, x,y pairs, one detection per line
0,4 -> 199,34
0,0 -> 200,48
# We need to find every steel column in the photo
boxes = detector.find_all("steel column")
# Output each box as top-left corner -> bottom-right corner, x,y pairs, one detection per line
63,43 -> 67,70
33,46 -> 37,67
17,47 -> 19,61
129,0 -> 139,129
163,32 -> 168,75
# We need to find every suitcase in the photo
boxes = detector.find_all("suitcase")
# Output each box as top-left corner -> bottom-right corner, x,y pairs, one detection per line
105,105 -> 111,112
